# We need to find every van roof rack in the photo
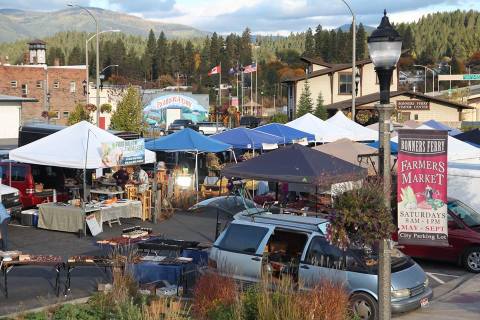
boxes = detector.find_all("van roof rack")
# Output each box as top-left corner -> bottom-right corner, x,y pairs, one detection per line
236,213 -> 328,233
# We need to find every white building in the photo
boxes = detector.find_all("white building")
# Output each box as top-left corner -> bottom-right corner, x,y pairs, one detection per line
0,94 -> 37,143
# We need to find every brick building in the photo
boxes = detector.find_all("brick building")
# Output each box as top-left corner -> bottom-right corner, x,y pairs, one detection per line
0,40 -> 87,125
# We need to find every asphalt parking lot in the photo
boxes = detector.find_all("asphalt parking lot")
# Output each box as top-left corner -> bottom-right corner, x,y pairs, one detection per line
414,258 -> 469,288
0,209 -> 473,316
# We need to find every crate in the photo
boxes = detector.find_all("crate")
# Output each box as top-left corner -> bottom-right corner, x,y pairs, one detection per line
21,209 -> 38,227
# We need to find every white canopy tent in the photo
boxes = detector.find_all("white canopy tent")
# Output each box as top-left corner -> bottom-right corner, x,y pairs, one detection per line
327,111 -> 378,141
392,124 -> 480,163
9,121 -> 156,168
286,113 -> 355,143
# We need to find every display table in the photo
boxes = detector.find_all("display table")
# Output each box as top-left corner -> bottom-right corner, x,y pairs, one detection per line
1,256 -> 63,298
38,201 -> 143,234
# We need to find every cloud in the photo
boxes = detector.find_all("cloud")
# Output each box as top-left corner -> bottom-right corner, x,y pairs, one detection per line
0,0 -> 477,33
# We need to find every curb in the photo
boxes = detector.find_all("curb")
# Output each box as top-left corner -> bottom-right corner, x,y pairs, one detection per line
0,295 -> 92,319
431,273 -> 476,301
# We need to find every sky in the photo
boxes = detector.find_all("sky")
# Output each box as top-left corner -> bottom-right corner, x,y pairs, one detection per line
1,0 -> 479,34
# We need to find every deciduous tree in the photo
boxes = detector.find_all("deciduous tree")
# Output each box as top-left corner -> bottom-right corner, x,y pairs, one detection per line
110,86 -> 143,132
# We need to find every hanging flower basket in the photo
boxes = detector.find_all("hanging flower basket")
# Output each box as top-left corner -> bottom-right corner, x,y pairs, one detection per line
100,103 -> 112,113
85,104 -> 97,112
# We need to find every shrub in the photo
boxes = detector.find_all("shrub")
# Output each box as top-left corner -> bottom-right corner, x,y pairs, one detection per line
192,272 -> 238,319
297,280 -> 350,320
100,103 -> 113,113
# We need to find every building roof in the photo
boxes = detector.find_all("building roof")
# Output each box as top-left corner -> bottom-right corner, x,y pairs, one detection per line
324,91 -> 474,111
282,59 -> 372,83
300,56 -> 333,68
0,94 -> 37,103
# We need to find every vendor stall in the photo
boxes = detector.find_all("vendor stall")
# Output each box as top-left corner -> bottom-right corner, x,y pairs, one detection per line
9,121 -> 156,234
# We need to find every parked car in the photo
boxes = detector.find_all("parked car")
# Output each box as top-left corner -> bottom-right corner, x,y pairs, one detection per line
0,183 -> 22,219
209,213 -> 432,320
197,122 -> 227,135
167,119 -> 199,134
239,116 -> 262,128
398,198 -> 480,273
0,161 -> 69,209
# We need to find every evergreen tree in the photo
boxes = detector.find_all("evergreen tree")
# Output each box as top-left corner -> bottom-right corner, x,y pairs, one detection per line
304,28 -> 315,57
184,40 -> 195,80
240,28 -> 252,65
402,25 -> 414,53
296,80 -> 313,118
68,45 -> 83,65
314,25 -> 323,57
144,29 -> 158,80
356,23 -> 367,60
210,32 -> 221,65
156,31 -> 168,75
47,47 -> 65,65
314,92 -> 327,120
67,104 -> 91,125
110,86 -> 143,133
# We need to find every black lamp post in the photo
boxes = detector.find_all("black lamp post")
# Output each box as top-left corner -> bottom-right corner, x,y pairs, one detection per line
367,10 -> 402,320
354,70 -> 361,97
82,80 -> 87,96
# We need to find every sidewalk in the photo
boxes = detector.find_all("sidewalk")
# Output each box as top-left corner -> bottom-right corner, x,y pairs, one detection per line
396,274 -> 480,320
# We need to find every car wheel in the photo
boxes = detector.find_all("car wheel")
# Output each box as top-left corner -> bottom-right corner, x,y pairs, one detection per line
199,130 -> 204,135
350,292 -> 379,320
463,247 -> 480,273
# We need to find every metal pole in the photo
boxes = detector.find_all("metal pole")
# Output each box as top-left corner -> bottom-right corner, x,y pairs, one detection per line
449,65 -> 452,91
85,38 -> 89,106
342,0 -> 356,120
250,70 -> 253,115
217,62 -> 221,133
424,68 -> 427,93
241,70 -> 244,116
255,61 -> 258,109
95,19 -> 100,127
432,70 -> 435,93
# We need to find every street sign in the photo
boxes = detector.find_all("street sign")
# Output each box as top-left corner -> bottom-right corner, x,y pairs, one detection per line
397,100 -> 430,111
438,74 -> 480,81
463,74 -> 480,80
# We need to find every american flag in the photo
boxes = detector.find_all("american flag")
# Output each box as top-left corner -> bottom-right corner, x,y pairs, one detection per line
243,63 -> 257,74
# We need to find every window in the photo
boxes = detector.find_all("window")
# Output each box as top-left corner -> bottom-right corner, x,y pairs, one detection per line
36,80 -> 43,89
305,236 -> 344,268
0,165 -> 6,181
10,81 -> 17,88
448,200 -> 480,228
338,73 -> 352,95
63,111 -> 70,118
21,84 -> 28,95
70,81 -> 76,93
414,114 -> 419,120
53,81 -> 60,89
11,166 -> 26,182
218,224 -> 269,254
51,111 -> 60,120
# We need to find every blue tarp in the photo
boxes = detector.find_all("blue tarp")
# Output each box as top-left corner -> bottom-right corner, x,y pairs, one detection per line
254,123 -> 315,143
211,127 -> 284,149
423,120 -> 462,136
367,141 -> 398,154
145,128 -> 232,152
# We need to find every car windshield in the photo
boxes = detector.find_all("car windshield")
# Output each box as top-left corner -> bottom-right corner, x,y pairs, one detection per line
448,200 -> 480,228
349,245 -> 412,273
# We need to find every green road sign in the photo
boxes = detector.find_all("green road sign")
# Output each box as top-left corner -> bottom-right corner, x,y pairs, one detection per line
463,74 -> 480,80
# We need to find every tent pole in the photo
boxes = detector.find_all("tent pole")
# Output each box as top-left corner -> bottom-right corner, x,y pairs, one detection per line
195,152 -> 199,202
315,185 -> 318,214
231,149 -> 237,163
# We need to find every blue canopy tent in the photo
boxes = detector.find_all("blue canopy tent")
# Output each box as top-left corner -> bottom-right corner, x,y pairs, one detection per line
423,120 -> 462,136
210,127 -> 284,151
145,128 -> 233,194
254,123 -> 315,144
367,141 -> 399,154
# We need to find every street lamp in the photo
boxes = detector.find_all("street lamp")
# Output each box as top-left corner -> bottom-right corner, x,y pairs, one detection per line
68,3 -> 101,126
367,9 -> 402,320
340,0 -> 356,120
84,30 -> 120,124
101,64 -> 119,74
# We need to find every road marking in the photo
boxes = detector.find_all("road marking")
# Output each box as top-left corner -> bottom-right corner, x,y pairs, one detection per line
426,272 -> 445,284
427,272 -> 460,278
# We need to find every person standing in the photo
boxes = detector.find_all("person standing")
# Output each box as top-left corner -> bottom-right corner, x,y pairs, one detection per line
133,166 -> 149,193
0,203 -> 10,251
113,167 -> 129,188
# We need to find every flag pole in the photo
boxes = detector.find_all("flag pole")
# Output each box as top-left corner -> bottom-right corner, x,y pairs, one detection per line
250,66 -> 253,116
255,61 -> 258,116
241,67 -> 244,116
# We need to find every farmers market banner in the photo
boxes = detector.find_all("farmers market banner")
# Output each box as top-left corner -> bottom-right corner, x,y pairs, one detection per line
101,139 -> 145,167
397,129 -> 448,246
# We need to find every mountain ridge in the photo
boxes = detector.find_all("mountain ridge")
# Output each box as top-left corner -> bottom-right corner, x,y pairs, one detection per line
0,7 -> 209,42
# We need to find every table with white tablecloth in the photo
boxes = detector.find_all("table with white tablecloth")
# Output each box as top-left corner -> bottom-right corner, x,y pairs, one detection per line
100,201 -> 142,225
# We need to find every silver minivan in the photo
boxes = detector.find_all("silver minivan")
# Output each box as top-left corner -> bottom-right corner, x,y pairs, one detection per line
209,213 -> 433,320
